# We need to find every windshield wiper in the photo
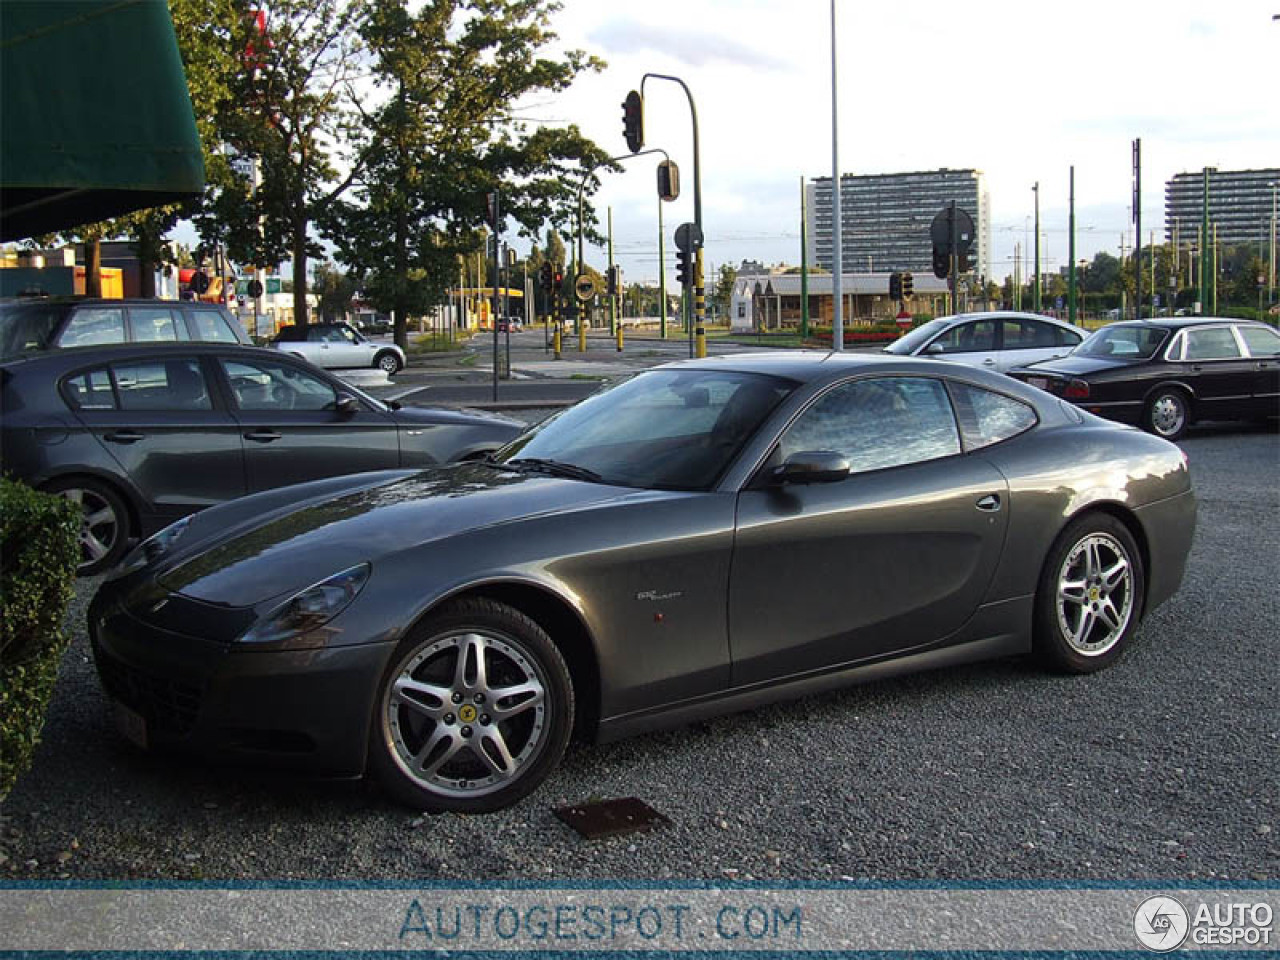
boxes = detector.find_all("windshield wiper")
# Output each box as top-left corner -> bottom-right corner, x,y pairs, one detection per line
505,457 -> 603,483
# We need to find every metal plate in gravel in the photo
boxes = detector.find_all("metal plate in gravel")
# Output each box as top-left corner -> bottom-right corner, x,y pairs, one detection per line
553,797 -> 670,839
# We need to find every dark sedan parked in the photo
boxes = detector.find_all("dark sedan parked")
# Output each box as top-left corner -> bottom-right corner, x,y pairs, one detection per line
90,354 -> 1195,813
0,343 -> 522,573
1010,317 -> 1280,440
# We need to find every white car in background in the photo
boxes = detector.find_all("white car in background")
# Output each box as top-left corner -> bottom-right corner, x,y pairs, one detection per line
271,322 -> 405,374
883,312 -> 1086,373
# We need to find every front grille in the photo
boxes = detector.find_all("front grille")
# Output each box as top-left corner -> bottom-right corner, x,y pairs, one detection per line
96,650 -> 203,737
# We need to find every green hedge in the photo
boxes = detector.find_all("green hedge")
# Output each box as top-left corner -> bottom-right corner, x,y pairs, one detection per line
0,478 -> 80,800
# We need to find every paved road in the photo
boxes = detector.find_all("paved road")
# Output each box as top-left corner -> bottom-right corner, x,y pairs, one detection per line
1,422 -> 1276,883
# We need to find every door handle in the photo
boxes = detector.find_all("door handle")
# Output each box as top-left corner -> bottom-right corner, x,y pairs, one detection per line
976,494 -> 1002,512
245,430 -> 282,443
982,358 -> 996,365
104,430 -> 144,444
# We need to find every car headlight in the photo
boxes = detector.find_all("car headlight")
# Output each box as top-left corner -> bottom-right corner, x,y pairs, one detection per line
240,563 -> 371,645
112,515 -> 192,578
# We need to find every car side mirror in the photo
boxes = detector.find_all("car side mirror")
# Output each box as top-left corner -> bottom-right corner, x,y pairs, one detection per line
771,450 -> 850,485
925,342 -> 944,355
334,393 -> 360,416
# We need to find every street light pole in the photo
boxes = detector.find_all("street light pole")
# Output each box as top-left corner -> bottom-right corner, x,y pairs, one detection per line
829,0 -> 843,351
1033,182 -> 1041,313
642,73 -> 704,357
1068,166 -> 1077,326
1270,181 -> 1277,306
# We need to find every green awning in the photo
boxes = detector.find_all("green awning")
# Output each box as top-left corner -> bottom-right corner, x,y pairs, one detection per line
0,0 -> 205,241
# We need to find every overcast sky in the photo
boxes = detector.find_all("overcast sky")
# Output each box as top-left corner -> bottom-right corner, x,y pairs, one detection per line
521,0 -> 1279,284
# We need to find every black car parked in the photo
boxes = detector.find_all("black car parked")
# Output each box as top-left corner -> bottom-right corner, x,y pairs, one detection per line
1,297 -> 252,360
1010,317 -> 1280,440
0,343 -> 523,574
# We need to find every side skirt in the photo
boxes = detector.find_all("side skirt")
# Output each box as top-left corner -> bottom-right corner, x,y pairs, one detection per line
595,595 -> 1032,744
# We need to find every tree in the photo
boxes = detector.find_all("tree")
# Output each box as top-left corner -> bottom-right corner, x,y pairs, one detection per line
1081,251 -> 1121,294
202,0 -> 366,326
327,0 -> 609,348
714,263 -> 737,316
313,262 -> 358,321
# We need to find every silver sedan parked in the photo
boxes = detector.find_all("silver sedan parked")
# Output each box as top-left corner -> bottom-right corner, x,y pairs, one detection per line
884,311 -> 1086,372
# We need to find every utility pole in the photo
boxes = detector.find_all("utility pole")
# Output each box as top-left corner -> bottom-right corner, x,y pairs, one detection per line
1068,166 -> 1077,326
1033,182 -> 1041,312
800,177 -> 809,338
658,196 -> 668,338
1270,180 -> 1277,306
607,206 -> 616,336
1199,167 -> 1210,314
829,0 -> 843,351
1133,138 -> 1142,320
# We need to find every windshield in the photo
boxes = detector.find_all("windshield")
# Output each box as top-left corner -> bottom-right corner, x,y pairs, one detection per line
1076,324 -> 1169,359
883,317 -> 948,355
0,301 -> 66,360
495,368 -> 796,491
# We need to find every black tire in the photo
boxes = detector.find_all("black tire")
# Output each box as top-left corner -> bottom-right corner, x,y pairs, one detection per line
374,351 -> 402,374
1033,513 -> 1145,674
43,477 -> 131,576
369,597 -> 573,813
1143,387 -> 1190,441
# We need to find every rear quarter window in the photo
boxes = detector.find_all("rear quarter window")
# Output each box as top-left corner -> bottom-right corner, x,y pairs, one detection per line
63,367 -> 117,409
188,309 -> 242,343
948,381 -> 1038,450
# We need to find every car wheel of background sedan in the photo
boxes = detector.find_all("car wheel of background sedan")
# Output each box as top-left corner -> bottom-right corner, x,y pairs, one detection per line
375,351 -> 402,374
44,477 -> 131,576
1034,514 -> 1145,674
1143,388 -> 1189,441
370,598 -> 573,812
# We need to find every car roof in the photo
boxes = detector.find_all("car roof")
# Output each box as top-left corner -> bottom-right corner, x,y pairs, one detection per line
0,297 -> 231,309
658,350 -> 1028,387
1098,317 -> 1272,331
933,311 -> 1086,332
0,340 -> 289,371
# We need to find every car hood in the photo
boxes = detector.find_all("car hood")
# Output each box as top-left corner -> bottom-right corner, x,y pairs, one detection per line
1017,354 -> 1139,377
388,403 -> 523,431
157,465 -> 631,607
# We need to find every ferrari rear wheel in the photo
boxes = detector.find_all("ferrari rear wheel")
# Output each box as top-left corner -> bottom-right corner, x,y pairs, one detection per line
370,598 -> 573,812
1034,514 -> 1145,674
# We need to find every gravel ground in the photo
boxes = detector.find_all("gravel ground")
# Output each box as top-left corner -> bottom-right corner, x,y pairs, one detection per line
1,419 -> 1276,883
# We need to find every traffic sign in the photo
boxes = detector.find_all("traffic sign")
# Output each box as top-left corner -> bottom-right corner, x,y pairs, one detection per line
930,207 -> 975,252
574,274 -> 596,302
190,270 -> 210,294
247,279 -> 264,299
674,222 -> 703,253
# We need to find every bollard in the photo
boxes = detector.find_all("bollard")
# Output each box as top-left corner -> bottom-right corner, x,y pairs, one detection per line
616,324 -> 624,352
578,323 -> 587,353
553,323 -> 562,359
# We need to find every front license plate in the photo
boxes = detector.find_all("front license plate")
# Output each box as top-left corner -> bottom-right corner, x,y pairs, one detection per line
1027,376 -> 1049,389
112,700 -> 148,750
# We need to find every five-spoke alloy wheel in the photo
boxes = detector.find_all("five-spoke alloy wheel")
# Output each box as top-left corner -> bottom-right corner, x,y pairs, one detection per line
375,351 -> 402,375
1035,514 -> 1145,673
45,478 -> 130,576
371,598 -> 573,812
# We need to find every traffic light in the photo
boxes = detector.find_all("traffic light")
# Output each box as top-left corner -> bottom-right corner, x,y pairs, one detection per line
622,90 -> 644,154
539,262 -> 553,292
932,246 -> 949,279
889,272 -> 902,300
607,265 -> 618,297
675,247 -> 692,287
901,272 -> 914,298
553,268 -> 563,290
657,160 -> 679,202
957,248 -> 971,274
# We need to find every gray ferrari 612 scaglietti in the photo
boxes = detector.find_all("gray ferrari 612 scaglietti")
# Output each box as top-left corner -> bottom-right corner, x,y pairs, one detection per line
90,353 -> 1197,813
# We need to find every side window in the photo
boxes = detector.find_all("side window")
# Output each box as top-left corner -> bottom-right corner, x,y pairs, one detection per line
949,382 -> 1037,450
221,359 -> 337,411
189,309 -> 241,343
307,327 -> 328,342
63,367 -> 117,410
58,308 -> 126,347
1184,328 -> 1242,361
1238,326 -> 1280,358
1059,327 -> 1083,347
111,359 -> 212,411
779,377 -> 961,473
932,320 -> 996,354
129,306 -> 185,342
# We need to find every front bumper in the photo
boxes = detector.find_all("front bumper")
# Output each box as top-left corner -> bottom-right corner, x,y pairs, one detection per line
88,588 -> 395,777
